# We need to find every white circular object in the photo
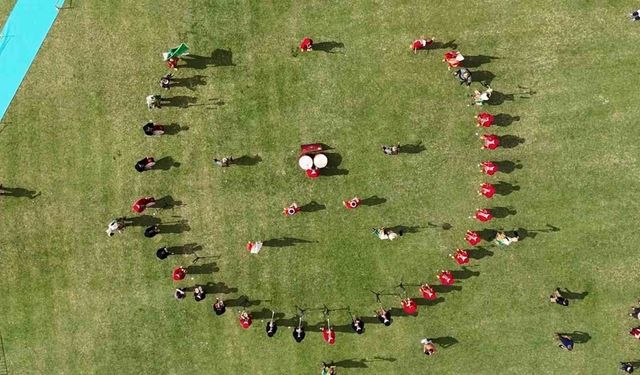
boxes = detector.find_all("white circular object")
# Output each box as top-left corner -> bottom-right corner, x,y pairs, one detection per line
313,153 -> 328,169
298,155 -> 313,170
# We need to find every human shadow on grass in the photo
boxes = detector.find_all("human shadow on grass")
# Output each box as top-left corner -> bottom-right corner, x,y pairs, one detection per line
0,186 -> 40,199
494,114 -> 520,127
431,336 -> 459,348
558,288 -> 588,300
234,155 -> 262,166
165,96 -> 198,108
123,215 -> 161,227
432,285 -> 463,294
313,41 -> 345,53
427,222 -> 453,230
372,356 -> 397,363
263,237 -> 315,247
330,324 -> 359,334
331,359 -> 369,369
398,142 -> 426,154
463,55 -> 500,68
474,70 -> 496,85
430,39 -> 458,50
390,307 -> 418,318
166,243 -> 202,255
387,225 -> 420,236
185,262 -> 219,275
155,156 -> 181,170
202,282 -> 238,294
494,181 -> 520,196
451,267 -> 480,280
499,135 -> 525,149
252,308 -> 285,320
559,331 -> 591,344
415,297 -> 445,307
183,49 -> 235,69
487,90 -> 515,106
361,196 -> 386,206
491,206 -> 517,219
171,75 -> 206,91
323,153 -> 349,176
469,247 -> 494,260
164,123 -> 189,135
300,201 -> 326,212
513,224 -> 561,240
156,195 -> 184,210
158,220 -> 190,234
493,160 -> 523,174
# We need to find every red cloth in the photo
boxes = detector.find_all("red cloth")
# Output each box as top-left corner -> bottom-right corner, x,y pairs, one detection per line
481,161 -> 499,176
480,183 -> 496,198
444,51 -> 457,60
475,209 -> 493,222
482,134 -> 500,150
343,198 -> 361,209
401,299 -> 417,314
438,271 -> 455,286
172,267 -> 186,281
465,230 -> 481,246
132,197 -> 154,213
477,112 -> 494,127
306,168 -> 320,179
453,249 -> 470,265
299,37 -> 313,51
322,327 -> 336,345
239,315 -> 253,329
420,285 -> 437,300
444,51 -> 461,68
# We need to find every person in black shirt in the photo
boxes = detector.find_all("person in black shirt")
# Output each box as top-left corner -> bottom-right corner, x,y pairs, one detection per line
143,122 -> 165,136
213,298 -> 226,315
549,288 -> 569,306
266,320 -> 278,337
156,246 -> 171,260
351,317 -> 365,334
135,157 -> 156,172
194,286 -> 206,302
160,73 -> 173,90
293,326 -> 306,343
375,307 -> 392,326
174,288 -> 186,300
620,362 -> 635,373
144,225 -> 160,238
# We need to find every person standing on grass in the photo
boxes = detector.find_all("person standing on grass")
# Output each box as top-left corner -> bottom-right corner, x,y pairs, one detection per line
321,326 -> 336,345
556,333 -> 574,351
479,182 -> 496,198
620,362 -> 635,373
146,94 -> 162,109
214,157 -> 233,167
132,196 -> 156,214
283,202 -> 301,217
480,134 -> 500,150
438,270 -> 455,286
135,157 -> 156,173
246,241 -> 263,254
300,37 -> 313,52
410,36 -> 433,54
239,311 -> 253,329
166,57 -> 179,70
420,284 -> 438,300
630,9 -> 640,21
172,266 -> 186,281
174,288 -> 186,300
343,197 -> 361,209
293,325 -> 306,343
401,297 -> 418,315
465,230 -> 482,246
213,298 -> 226,315
471,87 -> 493,106
451,248 -> 470,265
494,231 -> 519,246
475,112 -> 495,127
375,307 -> 392,326
382,144 -> 399,155
474,208 -> 493,222
143,121 -> 165,136
630,327 -> 640,340
266,319 -> 278,337
160,73 -> 173,90
549,288 -> 569,306
629,301 -> 640,319
194,286 -> 206,302
454,68 -> 472,86
443,50 -> 464,70
351,317 -> 365,334
321,362 -> 337,375
144,225 -> 160,238
156,246 -> 171,260
421,338 -> 437,356
106,218 -> 125,237
480,161 -> 499,176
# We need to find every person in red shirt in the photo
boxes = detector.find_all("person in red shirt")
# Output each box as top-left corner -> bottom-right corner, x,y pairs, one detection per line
166,57 -> 179,70
283,203 -> 301,217
172,266 -> 186,281
451,248 -> 470,265
410,36 -> 434,54
343,197 -> 361,209
401,297 -> 418,315
474,208 -> 493,222
419,284 -> 438,300
299,37 -> 313,52
479,182 -> 496,198
480,161 -> 499,176
631,327 -> 640,340
321,326 -> 336,345
475,112 -> 494,127
442,50 -> 463,69
132,196 -> 156,214
465,230 -> 482,246
239,311 -> 253,329
438,270 -> 455,286
481,134 -> 500,150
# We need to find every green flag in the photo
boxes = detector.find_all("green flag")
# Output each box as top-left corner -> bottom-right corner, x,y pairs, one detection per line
164,43 -> 189,60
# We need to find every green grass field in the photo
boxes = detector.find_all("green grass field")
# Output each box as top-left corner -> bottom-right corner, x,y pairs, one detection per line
1,1 -> 640,374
